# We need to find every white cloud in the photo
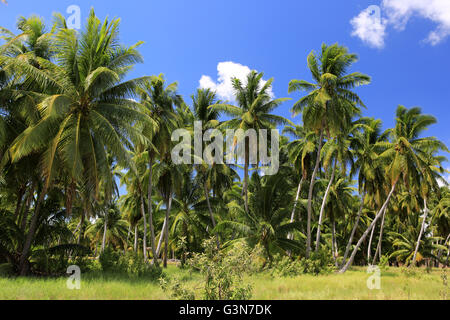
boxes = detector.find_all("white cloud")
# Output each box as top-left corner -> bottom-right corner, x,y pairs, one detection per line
351,5 -> 387,48
199,61 -> 274,102
439,167 -> 450,188
351,0 -> 450,47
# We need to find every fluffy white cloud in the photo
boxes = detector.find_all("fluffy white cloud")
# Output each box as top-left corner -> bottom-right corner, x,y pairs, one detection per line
439,167 -> 450,188
351,5 -> 387,48
351,0 -> 450,47
199,61 -> 274,102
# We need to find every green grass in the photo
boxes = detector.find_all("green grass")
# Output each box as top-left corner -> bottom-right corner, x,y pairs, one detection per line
0,267 -> 447,300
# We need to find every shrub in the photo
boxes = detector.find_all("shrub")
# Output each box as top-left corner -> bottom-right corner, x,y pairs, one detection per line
0,263 -> 14,277
161,238 -> 254,300
99,246 -> 121,272
270,255 -> 303,278
299,250 -> 336,276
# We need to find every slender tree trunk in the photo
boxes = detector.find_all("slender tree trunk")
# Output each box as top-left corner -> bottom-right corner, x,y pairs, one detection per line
315,159 -> 337,252
77,212 -> 85,245
134,225 -> 138,253
243,138 -> 250,213
372,207 -> 387,265
65,181 -> 76,218
140,189 -> 148,262
147,158 -> 158,265
14,186 -> 26,223
288,177 -> 304,240
101,211 -> 107,253
412,198 -> 429,266
332,218 -> 338,267
19,184 -> 48,276
20,185 -> 35,232
306,128 -> 324,258
163,191 -> 173,268
339,181 -> 398,273
156,217 -> 167,258
367,214 -> 378,264
205,181 -> 220,248
341,192 -> 365,268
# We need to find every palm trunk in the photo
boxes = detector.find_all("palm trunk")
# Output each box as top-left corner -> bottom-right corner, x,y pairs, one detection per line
156,217 -> 167,258
332,218 -> 338,267
341,192 -> 365,268
19,184 -> 48,276
315,159 -> 337,252
140,189 -> 148,262
367,215 -> 378,264
204,181 -> 220,248
147,158 -> 158,265
288,177 -> 304,240
134,225 -> 138,253
77,212 -> 85,244
101,211 -> 107,253
14,186 -> 26,223
412,198 -> 429,266
163,191 -> 173,268
306,128 -> 324,258
243,138 -> 250,213
372,207 -> 387,265
339,181 -> 397,273
20,185 -> 36,232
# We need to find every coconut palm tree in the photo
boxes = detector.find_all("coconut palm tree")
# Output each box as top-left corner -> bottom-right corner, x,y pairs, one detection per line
340,105 -> 446,273
210,71 -> 291,213
1,10 -> 152,274
215,168 -> 303,264
289,43 -> 370,257
137,74 -> 181,265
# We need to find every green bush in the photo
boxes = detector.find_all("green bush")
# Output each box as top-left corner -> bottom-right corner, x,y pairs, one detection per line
161,238 -> 254,300
99,246 -> 121,272
0,263 -> 14,277
99,248 -> 162,280
270,255 -> 303,277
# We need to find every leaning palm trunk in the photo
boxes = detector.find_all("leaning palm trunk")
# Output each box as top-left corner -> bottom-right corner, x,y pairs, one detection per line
140,190 -> 148,262
204,182 -> 220,248
156,217 -> 167,257
163,191 -> 173,268
243,139 -> 250,213
315,159 -> 337,252
332,219 -> 338,267
412,198 -> 429,266
134,225 -> 138,253
20,185 -> 36,232
339,181 -> 397,273
372,207 -> 387,265
288,177 -> 304,240
306,128 -> 324,258
19,185 -> 48,275
101,211 -> 107,253
147,159 -> 158,265
367,215 -> 378,264
341,193 -> 365,268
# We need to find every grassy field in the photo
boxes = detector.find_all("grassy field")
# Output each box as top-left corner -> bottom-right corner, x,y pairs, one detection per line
0,267 -> 448,300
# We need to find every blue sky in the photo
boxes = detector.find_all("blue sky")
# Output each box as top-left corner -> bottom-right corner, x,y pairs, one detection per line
1,0 -> 449,176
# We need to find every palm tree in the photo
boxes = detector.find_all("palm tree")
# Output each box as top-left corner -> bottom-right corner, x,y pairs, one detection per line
138,74 -> 181,265
283,125 -> 316,240
411,145 -> 448,265
289,43 -> 370,257
215,169 -> 303,264
210,71 -> 291,213
315,120 -> 357,252
340,105 -> 445,273
1,10 -> 151,274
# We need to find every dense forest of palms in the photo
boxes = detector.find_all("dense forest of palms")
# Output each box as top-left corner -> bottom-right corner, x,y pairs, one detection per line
0,10 -> 449,278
